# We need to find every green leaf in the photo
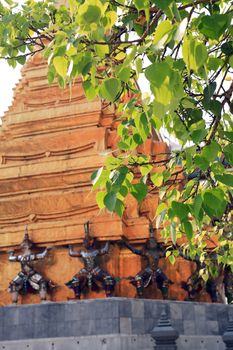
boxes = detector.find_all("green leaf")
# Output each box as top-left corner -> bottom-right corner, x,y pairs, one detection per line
199,14 -> 229,40
68,0 -> 77,17
156,202 -> 167,216
117,186 -> 129,201
203,188 -> 227,219
201,141 -> 220,162
134,0 -> 146,11
215,174 -> 233,187
16,55 -> 26,65
151,172 -> 163,187
229,55 -> 233,68
224,131 -> 233,142
184,147 -> 194,169
203,82 -> 216,102
145,61 -> 184,117
168,254 -> 176,265
115,199 -> 125,217
135,58 -> 142,77
53,56 -> 68,79
183,220 -> 193,241
96,191 -> 106,209
100,78 -> 121,102
153,20 -> 173,45
71,53 -> 92,78
194,155 -> 209,171
95,44 -> 109,58
152,0 -> 173,9
117,66 -> 131,83
191,129 -> 207,144
47,66 -> 55,85
91,167 -> 110,190
105,156 -> 123,170
211,162 -> 225,175
224,144 -> 233,166
130,183 -> 148,203
163,170 -> 171,183
208,57 -> 223,71
78,1 -> 103,24
152,0 -> 173,14
111,167 -> 128,189
140,164 -> 152,176
172,201 -> 189,222
221,41 -> 233,56
156,209 -> 167,229
104,191 -> 117,212
182,37 -> 207,72
134,113 -> 150,141
209,100 -> 222,118
193,194 -> 203,222
83,80 -> 97,101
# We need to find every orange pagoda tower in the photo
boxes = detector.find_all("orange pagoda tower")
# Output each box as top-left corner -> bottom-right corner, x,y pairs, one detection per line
0,54 -> 191,305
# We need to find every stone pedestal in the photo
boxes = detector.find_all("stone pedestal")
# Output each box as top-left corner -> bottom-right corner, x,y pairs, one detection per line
151,307 -> 179,349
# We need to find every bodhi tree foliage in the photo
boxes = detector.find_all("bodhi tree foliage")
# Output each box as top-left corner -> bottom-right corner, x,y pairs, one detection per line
0,0 -> 233,275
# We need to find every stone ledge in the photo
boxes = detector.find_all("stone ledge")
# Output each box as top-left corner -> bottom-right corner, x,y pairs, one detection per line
0,298 -> 232,342
0,334 -> 154,350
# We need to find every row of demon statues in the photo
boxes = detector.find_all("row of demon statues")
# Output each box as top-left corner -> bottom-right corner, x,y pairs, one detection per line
6,223 -> 233,304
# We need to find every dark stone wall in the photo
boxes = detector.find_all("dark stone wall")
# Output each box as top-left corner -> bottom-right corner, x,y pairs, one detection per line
0,298 -> 232,341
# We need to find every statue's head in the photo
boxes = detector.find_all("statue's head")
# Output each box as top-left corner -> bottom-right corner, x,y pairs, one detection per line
83,221 -> 95,249
20,225 -> 33,251
146,238 -> 158,250
83,236 -> 95,249
146,223 -> 158,249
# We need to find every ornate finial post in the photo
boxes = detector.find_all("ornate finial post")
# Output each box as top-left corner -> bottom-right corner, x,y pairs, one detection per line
149,223 -> 154,238
25,224 -> 28,236
151,306 -> 179,350
84,221 -> 90,236
222,317 -> 233,350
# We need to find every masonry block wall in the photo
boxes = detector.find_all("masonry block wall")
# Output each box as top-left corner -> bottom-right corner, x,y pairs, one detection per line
0,299 -> 232,350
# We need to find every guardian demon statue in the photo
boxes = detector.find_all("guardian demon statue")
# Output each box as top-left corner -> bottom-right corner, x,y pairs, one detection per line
65,222 -> 115,299
123,224 -> 173,298
179,249 -> 219,302
8,225 -> 53,303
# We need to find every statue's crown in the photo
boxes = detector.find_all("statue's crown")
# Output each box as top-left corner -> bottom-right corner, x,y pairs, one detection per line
84,221 -> 94,240
149,223 -> 154,239
20,225 -> 33,247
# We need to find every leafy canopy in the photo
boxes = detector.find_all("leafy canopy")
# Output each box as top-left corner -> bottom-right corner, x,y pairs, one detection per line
0,0 -> 232,268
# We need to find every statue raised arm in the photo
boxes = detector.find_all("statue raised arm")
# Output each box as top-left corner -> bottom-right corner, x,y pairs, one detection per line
35,246 -> 52,260
65,222 -> 115,299
68,245 -> 82,257
123,240 -> 143,256
8,250 -> 19,262
8,225 -> 54,304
